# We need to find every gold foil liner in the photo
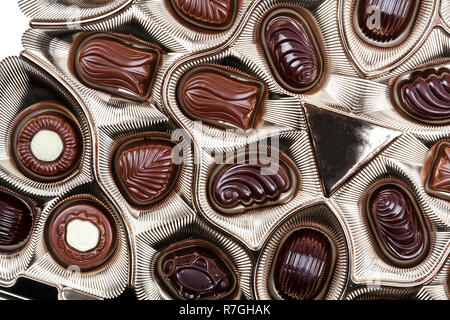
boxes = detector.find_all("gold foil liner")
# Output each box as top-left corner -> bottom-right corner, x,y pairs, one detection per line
345,286 -> 420,300
254,203 -> 349,300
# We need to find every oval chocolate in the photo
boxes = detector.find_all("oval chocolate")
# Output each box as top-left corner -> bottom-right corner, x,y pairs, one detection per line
273,229 -> 334,300
367,183 -> 428,265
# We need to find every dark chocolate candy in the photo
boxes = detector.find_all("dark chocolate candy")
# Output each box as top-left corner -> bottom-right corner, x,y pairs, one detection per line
357,0 -> 418,43
178,66 -> 265,130
398,68 -> 450,124
261,8 -> 322,93
423,140 -> 450,201
0,190 -> 33,250
366,182 -> 428,266
47,200 -> 116,271
73,33 -> 161,102
113,135 -> 180,207
273,229 -> 334,300
169,0 -> 237,31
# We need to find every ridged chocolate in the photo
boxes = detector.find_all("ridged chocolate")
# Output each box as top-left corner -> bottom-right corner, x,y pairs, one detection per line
169,0 -> 237,30
74,34 -> 160,101
262,9 -> 322,92
210,155 -> 294,214
274,229 -> 333,300
114,137 -> 180,207
367,183 -> 427,264
399,68 -> 450,123
0,190 -> 33,249
357,0 -> 417,43
178,66 -> 264,129
428,142 -> 450,194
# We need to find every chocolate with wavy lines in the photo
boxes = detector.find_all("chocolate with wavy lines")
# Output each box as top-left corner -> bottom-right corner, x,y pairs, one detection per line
261,9 -> 322,93
73,33 -> 161,101
169,0 -> 237,30
357,0 -> 418,44
366,183 -> 428,266
398,68 -> 450,124
273,229 -> 334,300
209,154 -> 296,214
178,66 -> 265,130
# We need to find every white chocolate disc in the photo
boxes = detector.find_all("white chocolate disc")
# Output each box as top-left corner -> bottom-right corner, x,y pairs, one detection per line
66,219 -> 100,252
30,130 -> 64,162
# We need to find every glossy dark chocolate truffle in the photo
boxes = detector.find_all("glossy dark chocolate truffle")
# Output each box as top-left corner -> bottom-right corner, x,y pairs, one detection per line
178,66 -> 265,130
113,136 -> 180,207
399,68 -> 450,123
274,229 -> 333,300
261,9 -> 322,93
367,183 -> 428,265
169,0 -> 237,30
424,140 -> 450,200
12,101 -> 82,182
157,241 -> 237,300
73,33 -> 161,101
209,154 -> 296,214
357,0 -> 417,43
47,200 -> 116,271
0,190 -> 33,250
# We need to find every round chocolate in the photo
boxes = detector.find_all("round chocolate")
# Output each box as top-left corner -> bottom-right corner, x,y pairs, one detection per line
0,190 -> 33,251
46,200 -> 116,271
11,101 -> 82,182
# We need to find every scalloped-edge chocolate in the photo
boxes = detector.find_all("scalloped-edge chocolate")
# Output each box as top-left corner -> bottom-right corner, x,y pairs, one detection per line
423,140 -> 450,201
177,65 -> 265,130
365,180 -> 429,267
260,8 -> 323,93
112,134 -> 181,208
72,33 -> 161,102
169,0 -> 238,31
155,239 -> 239,300
11,101 -> 82,183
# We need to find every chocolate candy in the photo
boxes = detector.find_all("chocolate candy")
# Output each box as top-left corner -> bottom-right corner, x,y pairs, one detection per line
423,140 -> 450,201
73,33 -> 161,102
272,229 -> 334,300
366,182 -> 428,266
46,199 -> 116,271
112,135 -> 180,207
169,0 -> 238,31
209,152 -> 297,214
156,240 -> 237,300
261,8 -> 322,93
397,68 -> 450,124
177,66 -> 265,130
11,101 -> 82,182
357,0 -> 418,44
0,190 -> 33,251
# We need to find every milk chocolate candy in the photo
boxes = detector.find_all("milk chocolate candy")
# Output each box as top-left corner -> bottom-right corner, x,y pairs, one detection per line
169,0 -> 238,31
177,65 -> 265,130
423,140 -> 450,201
366,181 -> 429,267
73,33 -> 161,102
11,101 -> 82,182
261,8 -> 323,93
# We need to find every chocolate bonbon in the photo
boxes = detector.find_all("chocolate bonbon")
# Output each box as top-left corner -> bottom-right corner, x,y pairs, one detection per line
72,33 -> 161,102
11,101 -> 82,182
261,8 -> 322,93
177,65 -> 265,130
423,140 -> 450,201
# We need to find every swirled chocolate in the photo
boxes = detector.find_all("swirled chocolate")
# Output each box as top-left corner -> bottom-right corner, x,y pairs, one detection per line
261,9 -> 322,93
423,140 -> 450,201
273,229 -> 334,300
398,68 -> 450,124
178,66 -> 265,130
357,0 -> 418,44
0,190 -> 33,251
169,0 -> 237,30
73,33 -> 161,101
113,135 -> 180,207
366,182 -> 428,266
156,240 -> 238,300
11,101 -> 82,182
47,200 -> 116,271
209,153 -> 296,214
